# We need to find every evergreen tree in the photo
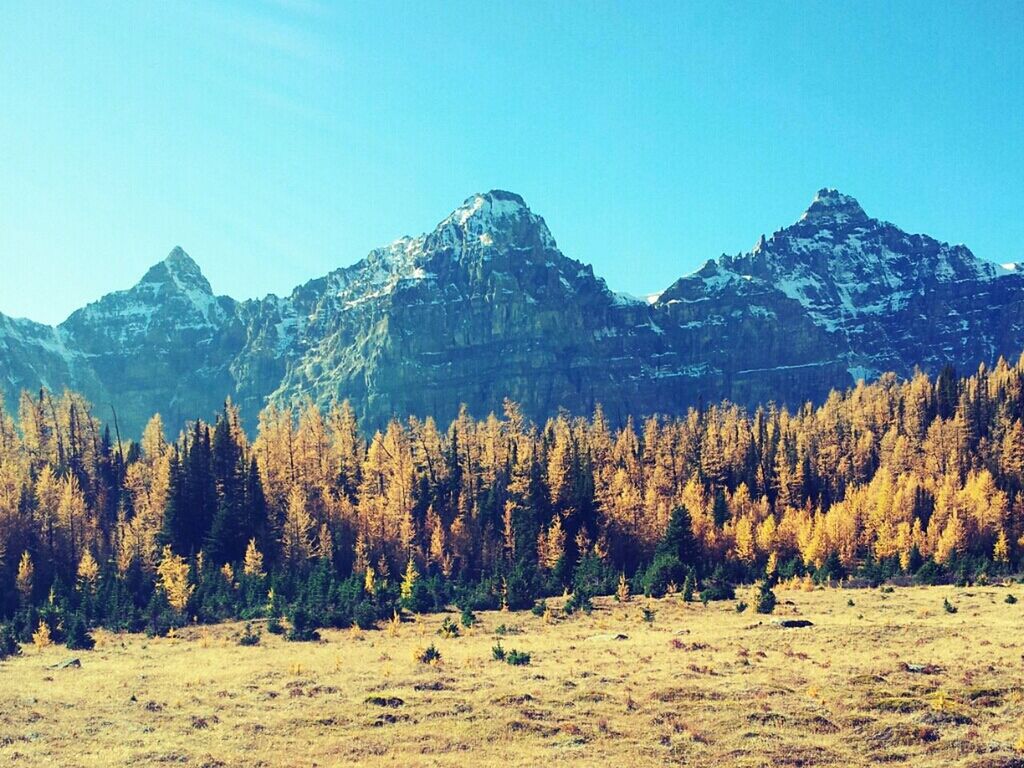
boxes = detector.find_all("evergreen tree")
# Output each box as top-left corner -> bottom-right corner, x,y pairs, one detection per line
656,506 -> 700,575
64,612 -> 95,650
205,412 -> 248,564
755,580 -> 777,614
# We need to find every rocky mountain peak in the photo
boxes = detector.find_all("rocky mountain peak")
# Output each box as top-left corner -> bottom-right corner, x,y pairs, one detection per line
799,188 -> 869,226
139,247 -> 213,295
451,190 -> 530,223
432,190 -> 557,253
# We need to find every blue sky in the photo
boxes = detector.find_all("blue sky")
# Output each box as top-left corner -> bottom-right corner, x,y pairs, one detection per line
1,1 -> 1022,324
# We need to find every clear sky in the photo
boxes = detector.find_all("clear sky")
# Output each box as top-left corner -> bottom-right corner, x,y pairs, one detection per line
1,1 -> 1022,324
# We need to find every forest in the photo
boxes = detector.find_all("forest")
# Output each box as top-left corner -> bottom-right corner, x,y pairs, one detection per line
1,354 -> 1022,648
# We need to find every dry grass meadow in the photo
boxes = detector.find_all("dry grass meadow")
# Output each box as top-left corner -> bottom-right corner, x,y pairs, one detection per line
2,583 -> 1023,767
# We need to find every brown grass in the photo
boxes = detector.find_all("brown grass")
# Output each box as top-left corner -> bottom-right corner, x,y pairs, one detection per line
1,584 -> 1023,767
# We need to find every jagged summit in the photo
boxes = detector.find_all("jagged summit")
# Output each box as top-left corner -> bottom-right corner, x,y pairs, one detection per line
462,188 -> 529,210
799,188 -> 869,225
165,245 -> 192,263
445,190 -> 534,227
429,189 -> 557,253
140,247 -> 212,294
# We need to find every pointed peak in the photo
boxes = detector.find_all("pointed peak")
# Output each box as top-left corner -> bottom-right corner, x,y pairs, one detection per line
800,188 -> 868,225
164,245 -> 195,266
140,247 -> 212,294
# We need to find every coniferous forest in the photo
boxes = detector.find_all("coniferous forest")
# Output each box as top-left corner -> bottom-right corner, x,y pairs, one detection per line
1,355 -> 1023,649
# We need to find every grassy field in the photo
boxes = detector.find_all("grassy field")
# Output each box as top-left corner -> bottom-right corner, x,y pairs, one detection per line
1,583 -> 1023,767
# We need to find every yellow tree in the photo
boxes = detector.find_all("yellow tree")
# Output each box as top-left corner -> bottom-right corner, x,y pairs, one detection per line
353,533 -> 370,576
282,486 -> 314,563
382,420 -> 416,559
254,403 -> 296,519
357,431 -> 387,547
57,473 -> 90,567
243,538 -> 265,578
935,509 -> 966,565
121,440 -> 171,572
426,506 -> 450,575
547,416 -> 574,510
733,516 -> 756,565
400,557 -> 419,604
315,523 -> 334,562
328,400 -> 363,498
34,465 -> 61,560
16,550 -> 33,602
616,572 -> 630,603
156,545 -> 193,613
77,550 -> 99,591
538,516 -> 566,571
993,529 -> 1010,565
295,399 -> 331,493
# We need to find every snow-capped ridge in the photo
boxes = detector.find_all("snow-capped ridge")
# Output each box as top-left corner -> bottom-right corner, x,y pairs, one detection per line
435,190 -> 558,251
800,188 -> 869,225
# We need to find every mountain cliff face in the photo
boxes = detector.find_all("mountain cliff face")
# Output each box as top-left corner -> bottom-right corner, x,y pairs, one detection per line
3,188 -> 1022,434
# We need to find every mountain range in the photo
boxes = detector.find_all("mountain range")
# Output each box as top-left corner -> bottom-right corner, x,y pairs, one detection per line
3,188 -> 1023,435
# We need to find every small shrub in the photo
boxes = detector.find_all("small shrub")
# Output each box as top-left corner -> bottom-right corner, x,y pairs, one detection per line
564,593 -> 593,615
438,617 -> 461,639
642,607 -> 656,623
286,607 -> 321,642
1005,594 -> 1018,605
735,601 -> 748,613
505,649 -> 531,666
415,643 -> 441,664
642,553 -> 684,598
238,623 -> 261,646
616,573 -> 631,603
64,614 -> 95,651
755,581 -> 777,615
266,616 -> 285,635
700,568 -> 736,602
914,560 -> 944,586
531,599 -> 547,617
492,641 -> 506,661
847,598 -> 855,607
0,624 -> 21,660
880,585 -> 894,594
682,569 -> 696,602
943,598 -> 958,614
354,601 -> 378,630
460,606 -> 477,627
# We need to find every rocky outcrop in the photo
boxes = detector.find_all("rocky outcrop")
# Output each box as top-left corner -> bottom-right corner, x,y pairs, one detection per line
2,188 -> 1022,434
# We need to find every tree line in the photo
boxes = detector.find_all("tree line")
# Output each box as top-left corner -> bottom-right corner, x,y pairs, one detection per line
1,355 -> 1023,644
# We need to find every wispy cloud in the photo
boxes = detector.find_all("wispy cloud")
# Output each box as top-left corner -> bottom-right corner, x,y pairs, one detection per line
197,1 -> 341,71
